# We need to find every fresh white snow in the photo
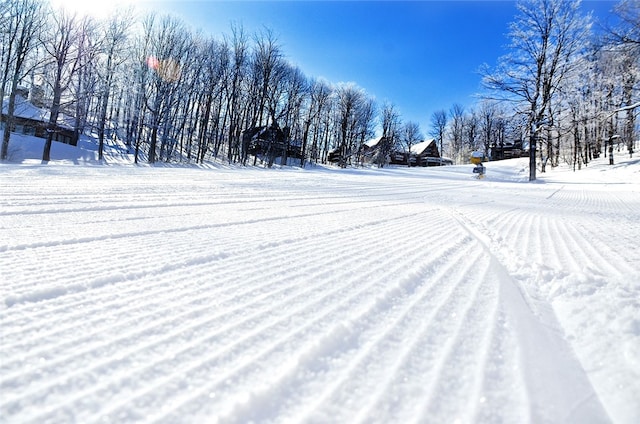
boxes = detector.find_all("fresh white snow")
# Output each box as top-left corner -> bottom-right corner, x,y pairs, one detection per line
1,137 -> 639,423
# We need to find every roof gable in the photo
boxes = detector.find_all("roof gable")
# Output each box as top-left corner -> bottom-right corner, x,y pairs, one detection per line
364,136 -> 383,148
2,95 -> 47,121
2,94 -> 74,130
410,139 -> 437,155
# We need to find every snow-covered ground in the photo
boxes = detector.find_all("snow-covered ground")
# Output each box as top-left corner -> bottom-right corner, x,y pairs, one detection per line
1,137 -> 639,423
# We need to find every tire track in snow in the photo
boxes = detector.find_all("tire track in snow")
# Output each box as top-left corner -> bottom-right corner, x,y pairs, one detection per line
0,190 -> 390,218
465,187 -> 632,286
447,205 -> 612,423
1,212 -> 404,372
0,177 -> 465,222
3,202 -> 381,339
471,302 -> 526,423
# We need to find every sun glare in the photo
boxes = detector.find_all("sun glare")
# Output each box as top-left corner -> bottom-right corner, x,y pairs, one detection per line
49,0 -> 139,19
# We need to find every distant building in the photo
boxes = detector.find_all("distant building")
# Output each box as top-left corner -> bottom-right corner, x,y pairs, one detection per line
359,136 -> 388,165
408,139 -> 452,166
369,137 -> 451,166
242,124 -> 301,166
490,140 -> 526,161
1,89 -> 77,146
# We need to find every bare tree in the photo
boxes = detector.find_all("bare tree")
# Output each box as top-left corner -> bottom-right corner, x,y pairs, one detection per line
69,15 -> 101,149
464,109 -> 481,156
609,0 -> 640,45
430,109 -> 448,164
194,38 -> 228,164
1,0 -> 43,160
301,78 -> 331,167
449,103 -> 465,162
252,28 -> 284,128
483,0 -> 591,180
610,1 -> 640,157
377,102 -> 401,167
278,65 -> 308,166
126,12 -> 156,164
223,24 -> 249,163
335,82 -> 372,166
141,15 -> 190,163
41,9 -> 81,162
402,121 -> 422,166
96,10 -> 133,161
578,39 -> 638,164
358,97 -> 377,162
478,101 -> 498,158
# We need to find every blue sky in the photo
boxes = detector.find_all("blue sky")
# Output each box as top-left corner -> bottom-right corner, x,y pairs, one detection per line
143,0 -> 619,135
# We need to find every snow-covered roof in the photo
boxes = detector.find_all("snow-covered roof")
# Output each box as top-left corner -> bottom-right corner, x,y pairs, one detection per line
1,94 -> 74,130
364,136 -> 383,148
409,139 -> 436,155
2,94 -> 47,122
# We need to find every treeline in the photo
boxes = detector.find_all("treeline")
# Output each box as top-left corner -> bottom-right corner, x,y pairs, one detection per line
0,0 -> 382,166
441,0 -> 639,179
1,0 -> 638,173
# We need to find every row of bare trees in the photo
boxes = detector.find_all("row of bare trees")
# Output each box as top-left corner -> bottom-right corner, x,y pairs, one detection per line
1,0 -> 383,165
429,102 -> 521,165
426,0 -> 638,178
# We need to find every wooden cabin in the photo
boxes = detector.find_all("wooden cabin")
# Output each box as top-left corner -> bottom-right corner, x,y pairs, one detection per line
1,92 -> 77,146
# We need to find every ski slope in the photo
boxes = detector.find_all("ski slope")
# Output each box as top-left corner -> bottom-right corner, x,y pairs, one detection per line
1,139 -> 639,423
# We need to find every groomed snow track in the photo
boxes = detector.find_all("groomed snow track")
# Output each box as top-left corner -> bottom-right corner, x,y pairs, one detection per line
1,163 -> 638,423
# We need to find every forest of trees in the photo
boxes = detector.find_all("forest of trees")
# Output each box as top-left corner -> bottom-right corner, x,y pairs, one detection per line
1,0 -> 638,176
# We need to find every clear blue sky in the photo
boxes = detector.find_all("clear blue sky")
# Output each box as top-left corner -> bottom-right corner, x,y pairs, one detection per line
141,0 -> 619,135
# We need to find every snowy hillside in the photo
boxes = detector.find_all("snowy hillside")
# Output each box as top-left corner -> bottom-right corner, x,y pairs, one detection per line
1,137 -> 639,423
